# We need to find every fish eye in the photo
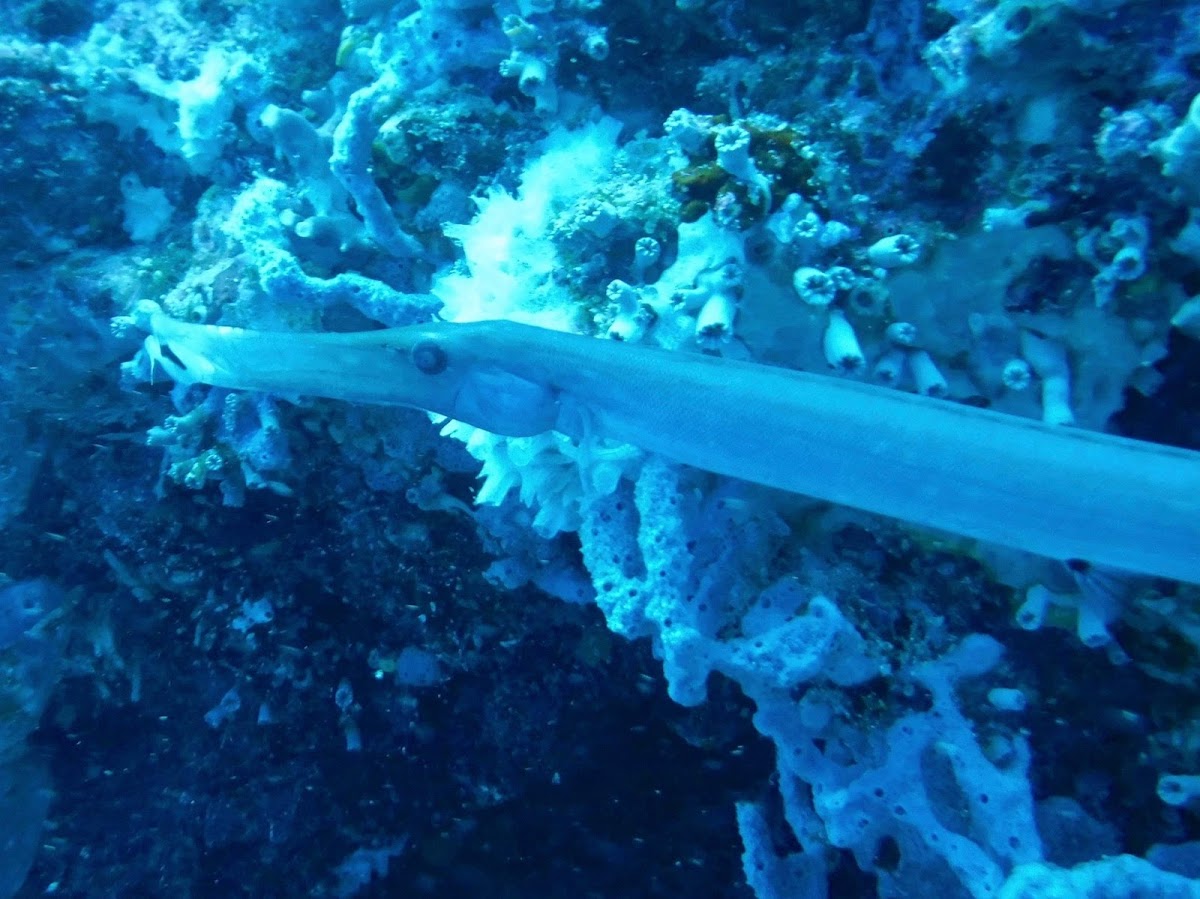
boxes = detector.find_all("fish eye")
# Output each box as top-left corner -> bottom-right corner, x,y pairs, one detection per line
412,339 -> 448,375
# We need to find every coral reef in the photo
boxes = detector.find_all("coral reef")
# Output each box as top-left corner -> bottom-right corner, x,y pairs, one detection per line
2,0 -> 1200,896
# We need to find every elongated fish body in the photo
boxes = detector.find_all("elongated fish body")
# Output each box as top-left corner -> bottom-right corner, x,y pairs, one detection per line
145,315 -> 1200,583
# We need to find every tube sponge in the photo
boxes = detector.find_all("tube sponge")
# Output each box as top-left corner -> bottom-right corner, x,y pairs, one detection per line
998,854 -> 1200,899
